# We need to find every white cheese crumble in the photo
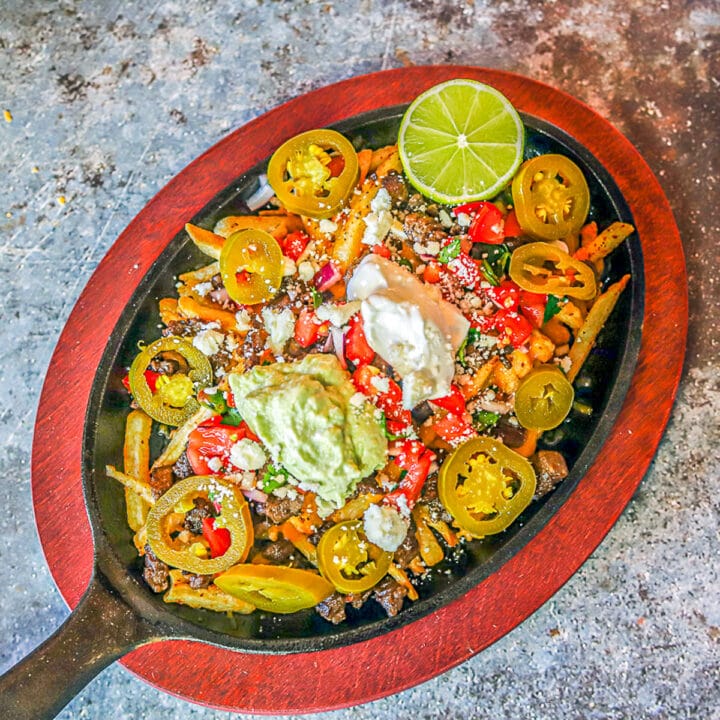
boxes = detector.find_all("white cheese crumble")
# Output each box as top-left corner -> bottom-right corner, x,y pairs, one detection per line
229,438 -> 267,471
297,260 -> 316,282
193,327 -> 225,356
194,281 -> 212,297
282,256 -> 297,276
370,374 -> 390,394
412,240 -> 441,257
363,503 -> 408,552
361,188 -> 393,246
235,308 -> 252,332
261,306 -> 296,352
319,218 -> 338,234
315,300 -> 362,328
207,456 -> 224,473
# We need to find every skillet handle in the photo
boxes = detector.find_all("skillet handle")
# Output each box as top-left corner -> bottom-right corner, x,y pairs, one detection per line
0,571 -> 157,719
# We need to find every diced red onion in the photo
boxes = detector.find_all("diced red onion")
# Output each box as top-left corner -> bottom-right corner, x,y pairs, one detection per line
322,331 -> 334,353
330,326 -> 347,369
241,487 -> 268,504
245,174 -> 275,211
313,261 -> 342,292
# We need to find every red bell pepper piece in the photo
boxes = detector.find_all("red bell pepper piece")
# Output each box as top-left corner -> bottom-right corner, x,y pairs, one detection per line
431,385 -> 466,416
385,440 -> 436,510
371,244 -> 392,259
493,308 -> 534,347
281,231 -> 310,262
423,261 -> 442,284
431,413 -> 476,446
446,253 -> 480,290
344,314 -> 375,365
518,290 -> 547,329
186,421 -> 259,475
202,517 -> 232,558
294,307 -> 329,348
486,279 -> 520,311
454,201 -> 505,244
122,369 -> 160,393
352,365 -> 412,425
503,208 -> 523,238
326,154 -> 345,178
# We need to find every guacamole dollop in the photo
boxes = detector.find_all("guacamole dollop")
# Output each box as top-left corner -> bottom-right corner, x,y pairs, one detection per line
228,354 -> 387,508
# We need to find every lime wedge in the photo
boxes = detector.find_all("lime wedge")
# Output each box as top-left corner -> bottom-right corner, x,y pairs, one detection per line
398,79 -> 525,205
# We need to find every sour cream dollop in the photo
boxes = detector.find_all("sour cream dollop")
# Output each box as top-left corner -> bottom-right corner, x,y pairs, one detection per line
346,255 -> 469,409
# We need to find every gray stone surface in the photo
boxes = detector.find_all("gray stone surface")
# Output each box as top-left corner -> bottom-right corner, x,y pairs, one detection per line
0,1 -> 718,718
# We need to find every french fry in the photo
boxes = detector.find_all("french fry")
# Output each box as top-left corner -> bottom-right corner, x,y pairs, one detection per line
164,570 -> 255,614
123,410 -> 153,531
459,357 -> 499,400
134,524 -> 148,555
574,222 -> 634,264
332,179 -> 379,271
528,329 -> 555,363
412,505 -> 444,567
513,428 -> 539,458
178,261 -> 220,285
374,147 -> 403,178
105,465 -> 155,506
177,295 -> 238,332
185,223 -> 225,259
555,301 -> 585,332
492,361 -> 520,395
357,148 -> 372,185
566,274 -> 631,382
212,214 -> 304,240
387,563 -> 419,602
280,519 -> 319,566
369,145 -> 398,173
158,298 -> 182,325
151,405 -> 215,469
330,493 -> 382,522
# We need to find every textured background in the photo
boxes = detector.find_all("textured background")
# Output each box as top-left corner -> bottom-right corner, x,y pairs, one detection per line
1,1 -> 718,718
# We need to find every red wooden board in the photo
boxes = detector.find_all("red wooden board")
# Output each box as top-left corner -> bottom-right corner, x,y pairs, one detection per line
32,67 -> 687,713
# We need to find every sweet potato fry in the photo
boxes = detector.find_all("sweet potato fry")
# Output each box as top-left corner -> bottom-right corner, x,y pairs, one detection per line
357,148 -> 373,185
177,295 -> 238,332
178,261 -> 220,285
332,179 -> 378,271
574,222 -> 634,264
566,274 -> 631,382
185,223 -> 225,259
158,298 -> 182,325
212,214 -> 304,240
151,406 -> 215,469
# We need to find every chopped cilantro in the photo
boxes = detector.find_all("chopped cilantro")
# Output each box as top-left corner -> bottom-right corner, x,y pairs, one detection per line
457,327 -> 484,366
472,410 -> 500,431
221,407 -> 244,426
201,389 -> 228,415
310,286 -> 323,309
543,294 -> 565,324
379,410 -> 405,441
262,465 -> 289,493
438,237 -> 462,264
480,258 -> 500,286
396,257 -> 414,271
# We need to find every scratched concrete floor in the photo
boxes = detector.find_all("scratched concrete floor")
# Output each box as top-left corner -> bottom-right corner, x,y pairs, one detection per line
1,1 -> 718,718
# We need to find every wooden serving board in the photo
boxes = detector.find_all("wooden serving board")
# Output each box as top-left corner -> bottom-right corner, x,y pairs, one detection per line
31,66 -> 687,713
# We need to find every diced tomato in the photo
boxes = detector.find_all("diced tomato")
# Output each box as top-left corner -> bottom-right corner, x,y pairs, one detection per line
186,421 -> 259,475
519,290 -> 547,329
493,308 -> 534,347
503,209 -> 523,238
371,244 -> 392,258
326,154 -> 345,178
352,364 -> 412,425
385,440 -> 436,510
423,261 -> 442,284
122,369 -> 160,393
294,307 -> 329,348
430,385 -> 466,416
453,201 -> 504,244
470,313 -> 496,334
202,517 -> 232,558
486,279 -> 520,311
446,253 -> 480,289
431,412 -> 476,446
281,231 -> 310,262
344,314 -> 374,365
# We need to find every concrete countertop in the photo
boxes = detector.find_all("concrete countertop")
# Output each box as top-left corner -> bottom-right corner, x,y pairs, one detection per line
1,1 -> 718,718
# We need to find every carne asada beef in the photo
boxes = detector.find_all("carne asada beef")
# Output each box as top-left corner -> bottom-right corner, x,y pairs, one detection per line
531,451 -> 569,498
182,572 -> 213,590
393,526 -> 420,569
315,592 -> 347,625
183,496 -> 215,535
261,538 -> 295,563
373,576 -> 407,617
380,172 -> 409,206
149,465 -> 174,499
143,544 -> 170,593
403,212 -> 447,249
261,493 -> 305,525
172,451 -> 194,480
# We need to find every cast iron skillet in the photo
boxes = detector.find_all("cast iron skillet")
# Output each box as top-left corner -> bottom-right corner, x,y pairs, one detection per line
0,107 -> 643,719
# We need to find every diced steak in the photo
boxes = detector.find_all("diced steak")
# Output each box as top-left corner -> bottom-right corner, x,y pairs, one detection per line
373,576 -> 407,617
531,451 -> 569,498
183,497 -> 215,535
143,544 -> 169,593
149,465 -> 174,499
315,592 -> 347,625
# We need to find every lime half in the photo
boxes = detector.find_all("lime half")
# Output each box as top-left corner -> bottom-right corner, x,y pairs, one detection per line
398,79 -> 525,205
